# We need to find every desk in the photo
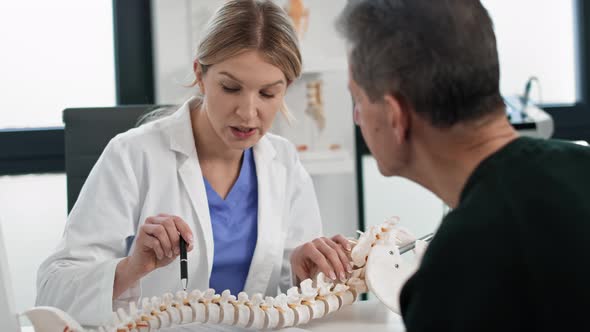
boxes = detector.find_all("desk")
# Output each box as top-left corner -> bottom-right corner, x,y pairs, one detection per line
291,300 -> 406,331
20,301 -> 406,331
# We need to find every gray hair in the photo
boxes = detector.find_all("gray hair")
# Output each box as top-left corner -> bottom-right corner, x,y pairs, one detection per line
337,0 -> 505,127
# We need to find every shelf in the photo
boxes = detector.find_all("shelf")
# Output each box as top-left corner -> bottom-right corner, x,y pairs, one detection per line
298,149 -> 354,175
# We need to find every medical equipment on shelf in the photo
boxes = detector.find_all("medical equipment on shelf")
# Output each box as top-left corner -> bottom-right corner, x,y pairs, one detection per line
505,92 -> 554,139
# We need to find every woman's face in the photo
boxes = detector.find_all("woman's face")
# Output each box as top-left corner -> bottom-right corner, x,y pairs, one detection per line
196,50 -> 288,150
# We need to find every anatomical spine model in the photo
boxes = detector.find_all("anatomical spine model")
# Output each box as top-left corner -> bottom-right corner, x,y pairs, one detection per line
22,219 -> 428,331
306,79 -> 326,132
285,0 -> 310,40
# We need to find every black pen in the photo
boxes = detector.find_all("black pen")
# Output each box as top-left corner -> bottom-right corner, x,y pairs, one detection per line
179,236 -> 188,291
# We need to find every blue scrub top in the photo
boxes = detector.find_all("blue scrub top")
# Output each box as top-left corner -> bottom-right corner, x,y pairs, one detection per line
204,148 -> 258,294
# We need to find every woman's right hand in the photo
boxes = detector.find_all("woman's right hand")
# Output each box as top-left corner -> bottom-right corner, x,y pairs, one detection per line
290,235 -> 352,284
127,214 -> 194,276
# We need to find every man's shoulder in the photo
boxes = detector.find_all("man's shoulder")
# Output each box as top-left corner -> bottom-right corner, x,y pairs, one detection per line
435,203 -> 507,246
449,137 -> 590,247
424,187 -> 518,263
465,138 -> 590,208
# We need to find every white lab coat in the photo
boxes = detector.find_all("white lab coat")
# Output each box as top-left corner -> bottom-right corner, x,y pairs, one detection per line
36,98 -> 323,326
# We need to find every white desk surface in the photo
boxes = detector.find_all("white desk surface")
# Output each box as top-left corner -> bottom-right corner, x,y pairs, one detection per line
291,300 -> 406,331
21,300 -> 406,332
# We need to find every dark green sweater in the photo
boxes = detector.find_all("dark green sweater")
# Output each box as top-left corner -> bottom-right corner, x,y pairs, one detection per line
400,137 -> 590,331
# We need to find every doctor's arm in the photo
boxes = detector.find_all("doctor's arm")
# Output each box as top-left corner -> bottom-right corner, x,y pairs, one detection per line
35,138 -> 141,326
290,234 -> 351,284
113,213 -> 194,299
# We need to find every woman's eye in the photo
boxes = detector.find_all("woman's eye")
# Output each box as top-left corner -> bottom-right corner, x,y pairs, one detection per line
222,86 -> 240,93
260,91 -> 275,98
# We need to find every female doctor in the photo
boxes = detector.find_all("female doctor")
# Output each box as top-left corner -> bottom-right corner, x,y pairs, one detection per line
36,0 -> 349,326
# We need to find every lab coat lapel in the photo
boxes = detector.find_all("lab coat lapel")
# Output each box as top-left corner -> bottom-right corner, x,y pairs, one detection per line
165,99 -> 214,276
243,136 -> 286,295
177,158 -> 214,276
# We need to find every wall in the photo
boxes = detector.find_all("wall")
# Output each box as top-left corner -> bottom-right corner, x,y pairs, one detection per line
0,174 -> 67,314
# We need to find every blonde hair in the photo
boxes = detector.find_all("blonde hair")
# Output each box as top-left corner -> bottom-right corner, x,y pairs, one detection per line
139,0 -> 302,125
193,0 -> 302,122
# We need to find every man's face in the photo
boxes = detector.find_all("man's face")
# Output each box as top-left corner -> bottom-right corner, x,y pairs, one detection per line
348,70 -> 408,177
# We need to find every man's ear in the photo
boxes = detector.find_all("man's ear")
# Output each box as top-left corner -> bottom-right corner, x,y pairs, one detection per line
193,61 -> 206,93
383,94 -> 410,143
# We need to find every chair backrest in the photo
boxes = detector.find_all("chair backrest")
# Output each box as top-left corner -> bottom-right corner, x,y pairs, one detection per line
63,105 -> 161,213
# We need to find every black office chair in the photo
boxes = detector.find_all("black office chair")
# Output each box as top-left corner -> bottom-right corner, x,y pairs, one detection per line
63,105 -> 163,213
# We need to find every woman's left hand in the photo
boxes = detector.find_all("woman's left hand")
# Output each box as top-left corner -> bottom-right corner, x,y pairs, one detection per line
290,235 -> 352,283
